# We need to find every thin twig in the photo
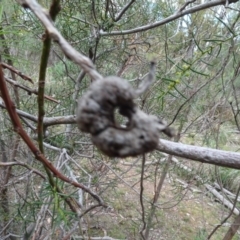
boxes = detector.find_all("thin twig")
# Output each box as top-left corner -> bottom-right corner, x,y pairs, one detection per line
0,64 -> 105,205
114,0 -> 136,22
99,0 -> 239,36
5,76 -> 59,103
139,154 -> 146,240
208,184 -> 240,239
1,62 -> 33,83
0,161 -> 46,179
135,61 -> 156,97
144,154 -> 172,239
178,0 -> 197,12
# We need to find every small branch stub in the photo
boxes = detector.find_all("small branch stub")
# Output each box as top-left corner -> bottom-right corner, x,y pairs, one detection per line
77,63 -> 174,157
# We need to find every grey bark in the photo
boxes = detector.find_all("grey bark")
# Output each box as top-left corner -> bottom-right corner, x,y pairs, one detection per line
157,139 -> 240,169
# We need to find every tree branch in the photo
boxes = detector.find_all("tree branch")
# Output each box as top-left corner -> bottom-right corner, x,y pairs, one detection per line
1,62 -> 33,83
5,77 -> 59,103
100,0 -> 239,36
114,0 -> 136,22
0,102 -> 75,126
157,139 -> 240,169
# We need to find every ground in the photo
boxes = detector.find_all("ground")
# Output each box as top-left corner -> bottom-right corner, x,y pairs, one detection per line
83,156 -> 238,240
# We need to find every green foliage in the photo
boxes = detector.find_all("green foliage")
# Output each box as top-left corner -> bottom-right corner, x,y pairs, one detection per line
194,228 -> 208,240
1,0 -> 240,239
218,167 -> 240,192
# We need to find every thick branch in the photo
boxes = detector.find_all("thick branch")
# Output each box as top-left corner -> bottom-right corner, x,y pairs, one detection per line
3,101 -> 240,170
157,139 -> 240,169
100,0 -> 239,36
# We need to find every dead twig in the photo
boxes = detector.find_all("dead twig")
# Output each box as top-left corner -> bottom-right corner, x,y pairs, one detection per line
0,64 -> 105,206
1,62 -> 33,83
5,76 -> 59,103
0,160 -> 46,179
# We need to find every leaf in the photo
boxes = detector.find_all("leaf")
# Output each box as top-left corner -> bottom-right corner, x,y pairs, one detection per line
167,57 -> 175,65
203,39 -> 225,43
0,5 -> 3,23
167,90 -> 178,98
200,59 -> 213,67
162,77 -> 177,83
216,43 -> 222,57
174,86 -> 187,99
190,67 -> 209,76
215,16 -> 235,36
193,37 -> 203,53
182,59 -> 191,65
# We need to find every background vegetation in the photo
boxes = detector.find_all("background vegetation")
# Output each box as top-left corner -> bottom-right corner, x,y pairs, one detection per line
1,0 -> 240,239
